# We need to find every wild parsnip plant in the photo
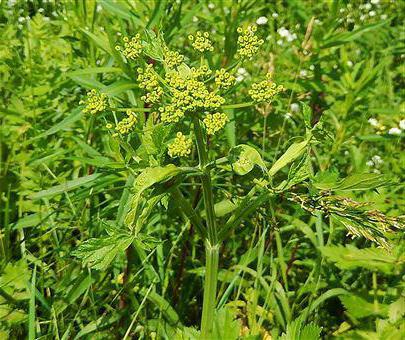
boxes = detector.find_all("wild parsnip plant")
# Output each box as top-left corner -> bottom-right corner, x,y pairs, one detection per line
1,1 -> 404,339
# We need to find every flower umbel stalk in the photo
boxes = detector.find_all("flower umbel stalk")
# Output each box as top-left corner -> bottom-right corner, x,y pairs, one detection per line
193,117 -> 219,338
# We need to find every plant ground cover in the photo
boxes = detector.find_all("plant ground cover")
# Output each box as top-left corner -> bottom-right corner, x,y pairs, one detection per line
0,0 -> 404,339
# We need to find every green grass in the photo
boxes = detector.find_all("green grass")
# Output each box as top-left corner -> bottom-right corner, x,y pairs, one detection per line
0,1 -> 404,339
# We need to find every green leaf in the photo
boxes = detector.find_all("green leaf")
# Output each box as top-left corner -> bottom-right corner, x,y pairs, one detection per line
319,245 -> 399,274
340,295 -> 388,319
277,153 -> 312,191
312,170 -> 340,190
144,291 -> 180,325
313,172 -> 389,191
69,75 -> 105,89
388,297 -> 405,323
134,165 -> 182,194
31,108 -> 82,140
80,29 -> 113,55
269,138 -> 310,177
125,165 -> 185,228
281,316 -> 322,340
212,307 -> 240,340
30,174 -> 103,200
103,80 -> 137,96
72,233 -> 135,270
67,67 -> 121,77
321,21 -> 388,49
139,121 -> 171,160
335,173 -> 389,191
99,0 -> 144,24
300,323 -> 322,340
143,29 -> 165,61
229,144 -> 266,175
0,260 -> 30,291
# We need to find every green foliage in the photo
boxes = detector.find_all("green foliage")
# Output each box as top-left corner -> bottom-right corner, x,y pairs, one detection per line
1,0 -> 404,338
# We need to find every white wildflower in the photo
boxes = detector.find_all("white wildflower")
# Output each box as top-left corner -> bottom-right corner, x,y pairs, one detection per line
256,16 -> 268,25
236,67 -> 248,82
399,120 -> 405,130
368,118 -> 379,127
388,127 -> 401,135
272,12 -> 278,18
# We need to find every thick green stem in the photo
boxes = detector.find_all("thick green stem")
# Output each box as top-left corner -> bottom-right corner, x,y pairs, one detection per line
193,117 -> 219,338
201,241 -> 219,338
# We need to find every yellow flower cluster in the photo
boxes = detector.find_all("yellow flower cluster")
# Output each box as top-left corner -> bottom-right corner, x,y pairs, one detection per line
80,89 -> 107,114
188,31 -> 214,52
191,65 -> 212,79
137,65 -> 163,104
158,104 -> 184,123
168,132 -> 192,157
160,70 -> 225,123
249,73 -> 285,103
215,68 -> 236,90
115,35 -> 143,60
163,47 -> 184,69
113,110 -> 137,135
237,25 -> 264,59
203,112 -> 229,135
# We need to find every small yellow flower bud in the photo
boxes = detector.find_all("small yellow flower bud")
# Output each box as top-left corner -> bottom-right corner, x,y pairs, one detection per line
81,89 -> 107,114
163,47 -> 184,69
114,110 -> 137,135
137,65 -> 162,104
168,132 -> 192,157
203,112 -> 229,135
236,25 -> 263,59
116,34 -> 142,60
189,31 -> 214,52
215,68 -> 236,90
249,73 -> 285,103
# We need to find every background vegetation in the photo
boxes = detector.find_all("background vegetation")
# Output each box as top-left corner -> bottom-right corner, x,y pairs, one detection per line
0,0 -> 404,339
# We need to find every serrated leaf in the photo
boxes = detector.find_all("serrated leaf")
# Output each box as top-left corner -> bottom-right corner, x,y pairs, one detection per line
340,295 -> 388,319
300,323 -> 322,340
320,245 -> 399,274
229,144 -> 266,175
72,233 -> 135,270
